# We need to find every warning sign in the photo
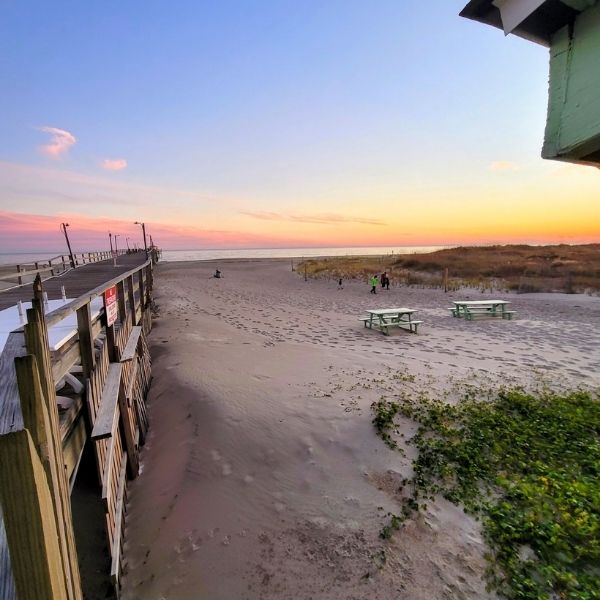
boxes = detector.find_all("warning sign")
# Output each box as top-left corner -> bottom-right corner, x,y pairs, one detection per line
104,285 -> 118,327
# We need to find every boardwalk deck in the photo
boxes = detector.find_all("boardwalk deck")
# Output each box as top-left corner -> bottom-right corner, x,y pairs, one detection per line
0,250 -> 154,600
0,252 -> 148,311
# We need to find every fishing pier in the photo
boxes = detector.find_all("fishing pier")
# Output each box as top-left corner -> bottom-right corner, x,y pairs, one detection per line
0,249 -> 159,599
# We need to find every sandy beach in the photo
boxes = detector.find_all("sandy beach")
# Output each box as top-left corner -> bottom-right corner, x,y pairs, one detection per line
120,259 -> 600,600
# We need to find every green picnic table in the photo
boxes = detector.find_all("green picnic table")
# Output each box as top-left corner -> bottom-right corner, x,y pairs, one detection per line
359,307 -> 423,335
450,300 -> 516,320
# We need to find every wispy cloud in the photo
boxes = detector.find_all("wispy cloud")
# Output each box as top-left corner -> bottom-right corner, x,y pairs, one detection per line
489,160 -> 520,172
101,158 -> 128,171
37,126 -> 77,158
0,210 -> 284,251
242,211 -> 384,226
0,160 -> 239,217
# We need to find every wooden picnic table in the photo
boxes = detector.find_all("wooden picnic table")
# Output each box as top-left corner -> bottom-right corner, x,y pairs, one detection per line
450,300 -> 515,320
360,307 -> 423,335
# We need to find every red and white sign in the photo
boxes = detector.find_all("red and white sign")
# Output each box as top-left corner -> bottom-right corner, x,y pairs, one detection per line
104,285 -> 118,327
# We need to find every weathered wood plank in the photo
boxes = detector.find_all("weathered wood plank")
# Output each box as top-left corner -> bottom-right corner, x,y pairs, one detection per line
0,430 -> 68,600
0,332 -> 27,436
118,373 -> 139,476
120,326 -> 142,363
100,415 -> 119,504
91,364 -> 122,440
76,303 -> 95,379
24,292 -> 83,600
0,510 -> 16,600
109,456 -> 128,586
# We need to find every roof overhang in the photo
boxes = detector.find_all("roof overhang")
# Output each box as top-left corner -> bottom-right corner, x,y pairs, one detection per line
460,0 -> 584,46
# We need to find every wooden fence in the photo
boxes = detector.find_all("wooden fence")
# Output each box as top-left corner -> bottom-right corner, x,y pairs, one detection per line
0,250 -> 129,288
0,254 -> 156,599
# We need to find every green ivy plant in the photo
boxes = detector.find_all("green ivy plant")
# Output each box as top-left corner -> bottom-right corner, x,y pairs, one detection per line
372,389 -> 600,599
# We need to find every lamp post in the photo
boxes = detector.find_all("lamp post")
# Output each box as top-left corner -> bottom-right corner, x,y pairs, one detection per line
134,221 -> 148,258
109,232 -> 117,266
61,222 -> 75,268
114,234 -> 120,256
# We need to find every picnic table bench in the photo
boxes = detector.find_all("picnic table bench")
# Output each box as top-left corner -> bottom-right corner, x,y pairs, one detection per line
449,300 -> 515,320
359,308 -> 423,335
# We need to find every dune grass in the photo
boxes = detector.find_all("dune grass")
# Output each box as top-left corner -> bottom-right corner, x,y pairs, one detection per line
299,244 -> 600,293
372,389 -> 600,599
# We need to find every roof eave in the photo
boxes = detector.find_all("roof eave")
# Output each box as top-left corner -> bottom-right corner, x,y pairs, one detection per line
460,0 -> 579,46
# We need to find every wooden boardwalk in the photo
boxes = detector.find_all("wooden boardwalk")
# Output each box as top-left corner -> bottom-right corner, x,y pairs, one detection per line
0,252 -> 148,311
0,252 -> 155,600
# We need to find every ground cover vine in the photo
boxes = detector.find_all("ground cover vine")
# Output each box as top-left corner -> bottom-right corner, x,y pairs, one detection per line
372,389 -> 600,599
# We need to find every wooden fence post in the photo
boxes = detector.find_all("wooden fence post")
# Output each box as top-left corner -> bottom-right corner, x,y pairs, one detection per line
77,303 -> 96,379
127,275 -> 136,325
0,430 -> 69,600
145,263 -> 153,304
23,277 -> 83,600
138,269 -> 145,314
16,264 -> 22,285
116,281 -> 127,324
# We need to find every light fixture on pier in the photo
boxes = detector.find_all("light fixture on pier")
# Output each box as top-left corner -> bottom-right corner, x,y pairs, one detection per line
61,222 -> 75,268
134,221 -> 148,257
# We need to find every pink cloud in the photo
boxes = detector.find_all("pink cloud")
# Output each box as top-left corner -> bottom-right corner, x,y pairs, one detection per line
37,126 -> 77,158
101,159 -> 128,171
0,210 -> 286,252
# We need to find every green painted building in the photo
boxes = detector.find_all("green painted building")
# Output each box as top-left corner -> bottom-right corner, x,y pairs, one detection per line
461,0 -> 600,166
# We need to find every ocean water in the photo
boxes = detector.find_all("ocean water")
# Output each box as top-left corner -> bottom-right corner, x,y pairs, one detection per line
0,245 -> 450,266
0,252 -> 75,266
160,246 -> 449,262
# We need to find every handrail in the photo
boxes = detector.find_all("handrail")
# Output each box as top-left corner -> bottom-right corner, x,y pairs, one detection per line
45,258 -> 152,328
0,250 -> 135,289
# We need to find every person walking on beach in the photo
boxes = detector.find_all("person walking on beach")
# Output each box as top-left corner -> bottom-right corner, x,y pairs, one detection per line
381,272 -> 387,289
384,273 -> 390,290
338,278 -> 344,290
370,274 -> 378,294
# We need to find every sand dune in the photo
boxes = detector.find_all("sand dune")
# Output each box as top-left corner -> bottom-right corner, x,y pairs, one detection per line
120,259 -> 599,599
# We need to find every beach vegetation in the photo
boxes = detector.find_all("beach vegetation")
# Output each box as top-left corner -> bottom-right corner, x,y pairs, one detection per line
372,388 -> 600,599
298,244 -> 600,294
371,398 -> 401,449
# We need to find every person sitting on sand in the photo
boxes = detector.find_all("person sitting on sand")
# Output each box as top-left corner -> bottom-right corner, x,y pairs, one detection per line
370,274 -> 378,294
214,269 -> 221,278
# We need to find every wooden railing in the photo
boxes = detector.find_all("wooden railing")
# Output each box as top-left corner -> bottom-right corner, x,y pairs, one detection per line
0,257 -> 155,599
0,250 -> 129,288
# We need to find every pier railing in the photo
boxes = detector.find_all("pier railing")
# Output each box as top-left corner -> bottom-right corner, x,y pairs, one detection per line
0,250 -> 129,288
0,254 -> 155,599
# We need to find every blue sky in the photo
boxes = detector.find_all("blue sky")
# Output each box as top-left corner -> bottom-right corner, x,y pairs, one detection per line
1,1 -> 598,250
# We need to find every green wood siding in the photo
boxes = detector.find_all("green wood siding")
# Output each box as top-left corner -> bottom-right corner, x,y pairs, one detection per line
543,2 -> 600,164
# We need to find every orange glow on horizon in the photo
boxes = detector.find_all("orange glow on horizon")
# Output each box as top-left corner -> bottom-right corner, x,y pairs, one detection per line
1,208 -> 599,252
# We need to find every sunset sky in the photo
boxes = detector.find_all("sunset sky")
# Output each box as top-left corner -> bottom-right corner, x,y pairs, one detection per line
1,0 -> 599,253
